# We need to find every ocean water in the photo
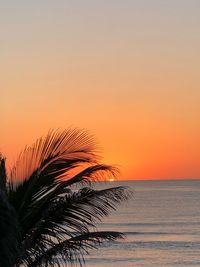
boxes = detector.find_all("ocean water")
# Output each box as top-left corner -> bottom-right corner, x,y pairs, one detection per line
84,180 -> 200,267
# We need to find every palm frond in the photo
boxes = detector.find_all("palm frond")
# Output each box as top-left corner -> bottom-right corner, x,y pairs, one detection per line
8,129 -> 98,220
29,231 -> 124,267
1,128 -> 132,267
11,128 -> 98,182
20,186 -> 130,253
10,164 -> 118,239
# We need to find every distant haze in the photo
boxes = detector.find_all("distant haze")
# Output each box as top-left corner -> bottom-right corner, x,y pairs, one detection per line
1,1 -> 200,180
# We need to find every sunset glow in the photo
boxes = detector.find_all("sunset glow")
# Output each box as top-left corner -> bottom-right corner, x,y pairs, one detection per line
1,1 -> 200,180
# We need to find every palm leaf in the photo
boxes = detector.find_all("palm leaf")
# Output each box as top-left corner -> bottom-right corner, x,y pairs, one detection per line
8,129 -> 98,220
28,231 -> 124,267
3,128 -> 132,267
20,186 -> 130,256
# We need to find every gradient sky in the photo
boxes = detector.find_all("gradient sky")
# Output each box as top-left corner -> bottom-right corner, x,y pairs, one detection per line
1,1 -> 200,180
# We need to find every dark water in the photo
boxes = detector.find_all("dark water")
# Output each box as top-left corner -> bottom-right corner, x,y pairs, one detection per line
84,180 -> 200,267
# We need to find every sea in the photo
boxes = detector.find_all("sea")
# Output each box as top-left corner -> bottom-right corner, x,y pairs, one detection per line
84,179 -> 200,267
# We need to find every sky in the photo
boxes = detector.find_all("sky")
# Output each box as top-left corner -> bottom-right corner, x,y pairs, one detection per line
1,0 -> 200,180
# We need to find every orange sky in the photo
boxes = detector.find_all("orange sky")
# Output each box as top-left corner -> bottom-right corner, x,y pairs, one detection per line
1,1 -> 200,180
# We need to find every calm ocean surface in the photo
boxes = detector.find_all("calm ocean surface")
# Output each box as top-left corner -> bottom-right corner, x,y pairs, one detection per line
84,180 -> 200,267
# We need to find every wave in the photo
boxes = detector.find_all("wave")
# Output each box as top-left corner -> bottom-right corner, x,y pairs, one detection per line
101,221 -> 200,227
123,231 -> 180,235
95,240 -> 200,251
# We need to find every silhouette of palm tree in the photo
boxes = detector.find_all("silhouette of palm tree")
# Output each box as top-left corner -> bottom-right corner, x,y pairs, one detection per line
0,129 -> 131,267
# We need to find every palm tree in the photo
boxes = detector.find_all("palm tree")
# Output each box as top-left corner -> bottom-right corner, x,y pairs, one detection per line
0,128 -> 131,267
0,157 -> 18,267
